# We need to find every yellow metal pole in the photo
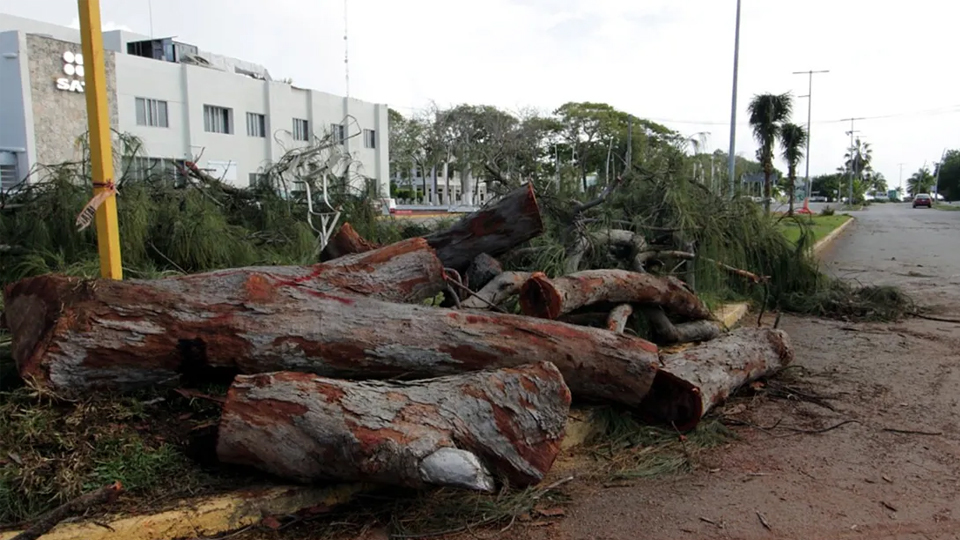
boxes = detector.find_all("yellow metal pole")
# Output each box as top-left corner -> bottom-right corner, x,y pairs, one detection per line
77,0 -> 122,279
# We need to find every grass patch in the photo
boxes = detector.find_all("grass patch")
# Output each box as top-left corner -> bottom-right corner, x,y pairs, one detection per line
0,385 -> 256,527
581,407 -> 734,481
934,203 -> 960,211
778,214 -> 851,245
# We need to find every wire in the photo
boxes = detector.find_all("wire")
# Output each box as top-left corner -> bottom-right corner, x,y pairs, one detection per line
635,105 -> 960,127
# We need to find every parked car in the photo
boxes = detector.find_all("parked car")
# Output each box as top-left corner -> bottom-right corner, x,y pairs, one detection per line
913,194 -> 932,208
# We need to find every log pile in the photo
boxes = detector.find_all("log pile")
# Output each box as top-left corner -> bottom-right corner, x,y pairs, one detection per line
2,183 -> 793,492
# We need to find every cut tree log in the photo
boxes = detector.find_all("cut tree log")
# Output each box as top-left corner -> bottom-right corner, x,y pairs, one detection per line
637,327 -> 794,431
641,306 -> 722,345
216,362 -> 571,490
424,183 -> 544,272
465,253 -> 502,290
460,271 -> 530,310
319,222 -> 378,261
5,272 -> 660,403
519,270 -> 711,322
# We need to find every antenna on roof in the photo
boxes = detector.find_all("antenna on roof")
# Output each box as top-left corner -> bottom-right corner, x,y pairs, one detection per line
343,0 -> 350,99
148,0 -> 154,38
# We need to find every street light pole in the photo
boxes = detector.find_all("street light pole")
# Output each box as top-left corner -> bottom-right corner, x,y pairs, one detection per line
726,0 -> 742,198
792,69 -> 829,201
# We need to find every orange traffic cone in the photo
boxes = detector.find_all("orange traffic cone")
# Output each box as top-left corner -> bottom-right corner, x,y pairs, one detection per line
797,197 -> 813,214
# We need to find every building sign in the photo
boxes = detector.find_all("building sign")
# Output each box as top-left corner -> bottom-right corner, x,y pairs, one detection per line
55,51 -> 85,93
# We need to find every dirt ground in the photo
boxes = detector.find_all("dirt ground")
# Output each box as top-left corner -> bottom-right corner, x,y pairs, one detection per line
515,203 -> 960,540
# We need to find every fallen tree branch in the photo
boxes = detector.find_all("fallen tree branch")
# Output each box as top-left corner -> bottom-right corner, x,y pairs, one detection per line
520,270 -> 711,322
573,176 -> 622,214
11,482 -> 123,540
638,250 -> 768,283
640,306 -> 722,345
565,229 -> 647,274
606,304 -> 634,333
217,363 -> 570,489
460,271 -> 530,310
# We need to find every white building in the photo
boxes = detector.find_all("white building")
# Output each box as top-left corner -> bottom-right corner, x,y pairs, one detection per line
0,13 -> 389,195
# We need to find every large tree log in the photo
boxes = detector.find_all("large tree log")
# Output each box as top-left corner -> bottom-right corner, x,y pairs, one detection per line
217,362 -> 570,490
638,328 -> 794,431
519,270 -> 711,322
319,222 -> 378,261
424,183 -> 543,271
5,273 -> 660,402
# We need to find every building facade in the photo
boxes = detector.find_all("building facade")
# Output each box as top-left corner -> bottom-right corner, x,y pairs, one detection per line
0,13 -> 389,195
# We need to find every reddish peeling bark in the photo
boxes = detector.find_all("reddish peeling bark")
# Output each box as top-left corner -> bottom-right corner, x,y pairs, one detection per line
519,270 -> 711,322
5,271 -> 659,403
217,362 -> 571,490
424,183 -> 544,272
460,271 -> 530,310
319,222 -> 379,261
606,304 -> 634,333
638,328 -> 794,431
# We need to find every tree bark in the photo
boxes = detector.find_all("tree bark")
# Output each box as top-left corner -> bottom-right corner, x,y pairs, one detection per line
606,304 -> 634,333
424,183 -> 543,272
637,328 -> 794,431
459,271 -> 530,310
6,272 -> 660,403
519,270 -> 711,322
216,362 -> 570,490
465,253 -> 502,291
319,222 -> 378,261
641,306 -> 722,345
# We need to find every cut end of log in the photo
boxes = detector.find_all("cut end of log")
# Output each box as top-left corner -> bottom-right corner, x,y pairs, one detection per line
518,272 -> 562,319
320,222 -> 379,261
419,447 -> 495,492
636,370 -> 704,432
3,274 -> 75,382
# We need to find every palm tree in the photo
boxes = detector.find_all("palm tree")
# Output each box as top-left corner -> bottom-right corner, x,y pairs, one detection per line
907,167 -> 936,196
778,123 -> 807,215
748,93 -> 793,213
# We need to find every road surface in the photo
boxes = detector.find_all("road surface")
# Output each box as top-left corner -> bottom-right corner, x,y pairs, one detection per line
522,202 -> 960,540
822,202 -> 960,316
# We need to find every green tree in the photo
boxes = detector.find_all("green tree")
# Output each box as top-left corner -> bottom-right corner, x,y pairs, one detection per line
747,93 -> 793,214
779,123 -> 807,215
934,149 -> 960,201
907,167 -> 936,196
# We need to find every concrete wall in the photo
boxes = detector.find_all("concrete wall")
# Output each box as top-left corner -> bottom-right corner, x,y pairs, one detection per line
25,34 -> 118,167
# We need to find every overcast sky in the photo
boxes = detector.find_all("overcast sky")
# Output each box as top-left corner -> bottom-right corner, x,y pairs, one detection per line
3,0 -> 958,187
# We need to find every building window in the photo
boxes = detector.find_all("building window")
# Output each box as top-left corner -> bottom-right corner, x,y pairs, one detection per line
246,112 -> 266,138
363,129 -> 376,149
203,105 -> 233,134
135,97 -> 168,127
331,123 -> 345,144
293,118 -> 309,141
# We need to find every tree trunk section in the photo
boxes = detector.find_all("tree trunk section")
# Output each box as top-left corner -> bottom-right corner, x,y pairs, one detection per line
606,304 -> 634,333
459,271 -> 530,310
519,270 -> 711,322
319,222 -> 378,261
424,183 -> 543,272
565,229 -> 647,274
216,362 -> 570,490
637,328 -> 794,431
5,273 -> 659,403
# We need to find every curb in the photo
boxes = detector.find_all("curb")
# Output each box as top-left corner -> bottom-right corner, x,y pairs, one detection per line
813,215 -> 854,257
5,302 -> 755,540
0,484 -> 366,540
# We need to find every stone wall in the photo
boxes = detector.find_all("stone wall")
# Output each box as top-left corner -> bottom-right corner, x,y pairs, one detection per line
26,34 -> 118,167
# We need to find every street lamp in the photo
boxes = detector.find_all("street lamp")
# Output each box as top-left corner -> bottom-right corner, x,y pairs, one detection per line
726,0 -> 741,198
792,69 -> 829,202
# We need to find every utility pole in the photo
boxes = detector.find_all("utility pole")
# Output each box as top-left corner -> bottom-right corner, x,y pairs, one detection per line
934,148 -> 947,199
78,0 -> 122,279
792,69 -> 829,201
726,0 -> 742,198
841,117 -> 862,206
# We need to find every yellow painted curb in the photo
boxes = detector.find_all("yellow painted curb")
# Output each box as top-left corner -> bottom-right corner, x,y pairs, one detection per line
813,215 -> 854,257
0,484 -> 366,540
716,302 -> 750,329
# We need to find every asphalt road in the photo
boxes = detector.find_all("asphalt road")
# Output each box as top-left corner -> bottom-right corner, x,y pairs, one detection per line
821,202 -> 960,316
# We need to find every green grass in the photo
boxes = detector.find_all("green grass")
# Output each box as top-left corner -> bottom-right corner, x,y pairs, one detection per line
934,203 -> 960,211
778,214 -> 851,245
